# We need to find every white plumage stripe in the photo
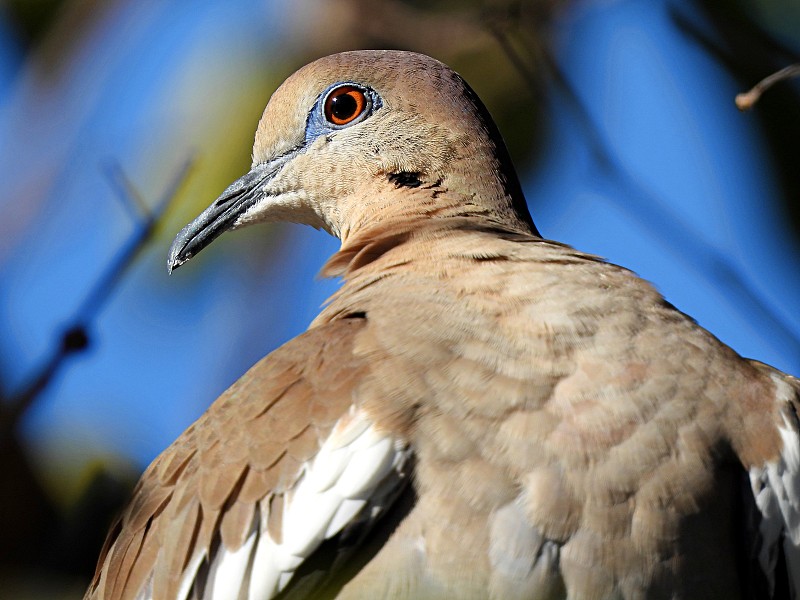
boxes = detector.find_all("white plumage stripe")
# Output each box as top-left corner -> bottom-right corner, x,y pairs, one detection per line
176,407 -> 411,600
326,498 -> 367,538
281,485 -> 342,557
306,445 -> 350,492
247,534 -> 281,600
177,552 -> 206,600
335,435 -> 396,497
749,374 -> 800,597
208,531 -> 257,600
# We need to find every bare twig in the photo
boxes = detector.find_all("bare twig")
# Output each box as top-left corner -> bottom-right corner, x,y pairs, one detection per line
77,157 -> 195,320
736,64 -> 800,111
103,161 -> 151,221
486,22 -> 539,90
1,157 -> 195,434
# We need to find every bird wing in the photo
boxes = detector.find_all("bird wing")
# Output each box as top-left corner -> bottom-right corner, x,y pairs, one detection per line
741,366 -> 800,598
85,316 -> 412,600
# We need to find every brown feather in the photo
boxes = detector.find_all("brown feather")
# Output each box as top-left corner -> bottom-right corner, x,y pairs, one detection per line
86,318 -> 371,599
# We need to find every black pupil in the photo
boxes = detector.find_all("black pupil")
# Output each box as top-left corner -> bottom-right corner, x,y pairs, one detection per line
331,93 -> 358,121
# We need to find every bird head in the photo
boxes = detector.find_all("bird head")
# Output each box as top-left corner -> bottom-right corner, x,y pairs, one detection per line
168,50 -> 536,272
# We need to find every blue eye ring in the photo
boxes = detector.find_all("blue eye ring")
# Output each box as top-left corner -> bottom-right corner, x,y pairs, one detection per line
305,82 -> 382,143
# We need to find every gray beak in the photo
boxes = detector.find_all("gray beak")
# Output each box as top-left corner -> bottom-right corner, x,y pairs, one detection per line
167,162 -> 275,273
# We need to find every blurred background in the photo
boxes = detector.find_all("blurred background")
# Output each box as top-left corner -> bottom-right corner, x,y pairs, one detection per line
0,0 -> 798,597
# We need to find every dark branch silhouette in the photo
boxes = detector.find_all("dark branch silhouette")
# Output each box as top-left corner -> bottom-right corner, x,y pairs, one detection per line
1,158 -> 195,436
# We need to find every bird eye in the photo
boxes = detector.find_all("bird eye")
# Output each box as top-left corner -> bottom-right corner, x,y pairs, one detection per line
324,85 -> 368,126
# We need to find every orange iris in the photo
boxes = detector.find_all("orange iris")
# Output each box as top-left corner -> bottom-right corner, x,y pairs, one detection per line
324,86 -> 367,126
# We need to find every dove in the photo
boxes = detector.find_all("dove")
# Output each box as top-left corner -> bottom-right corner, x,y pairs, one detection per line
86,50 -> 800,600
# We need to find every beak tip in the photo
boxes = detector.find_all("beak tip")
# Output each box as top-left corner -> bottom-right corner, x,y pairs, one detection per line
166,162 -> 268,275
167,238 -> 189,275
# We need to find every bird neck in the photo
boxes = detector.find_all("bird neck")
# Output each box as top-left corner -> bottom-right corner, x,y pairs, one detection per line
322,186 -> 535,281
331,164 -> 536,248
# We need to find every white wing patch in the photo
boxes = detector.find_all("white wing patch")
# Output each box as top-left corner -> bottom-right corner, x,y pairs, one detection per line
749,374 -> 800,598
177,407 -> 412,600
209,531 -> 257,600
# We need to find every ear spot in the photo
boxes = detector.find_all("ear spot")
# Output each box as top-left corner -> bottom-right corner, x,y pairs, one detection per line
388,172 -> 423,188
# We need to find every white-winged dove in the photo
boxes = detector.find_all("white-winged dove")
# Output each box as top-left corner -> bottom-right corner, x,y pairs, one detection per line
86,50 -> 800,600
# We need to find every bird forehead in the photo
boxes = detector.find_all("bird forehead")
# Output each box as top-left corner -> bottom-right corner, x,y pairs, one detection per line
251,50 -> 463,165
